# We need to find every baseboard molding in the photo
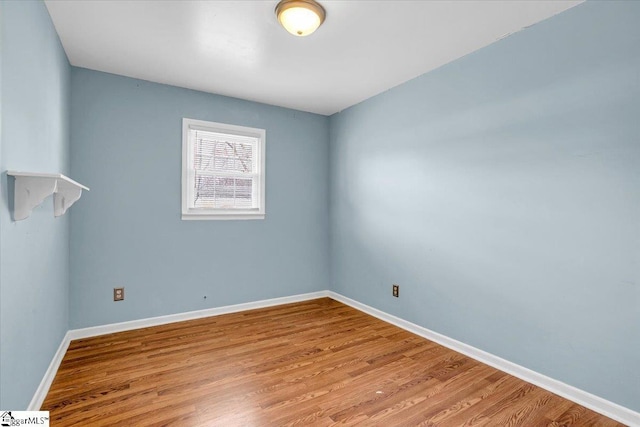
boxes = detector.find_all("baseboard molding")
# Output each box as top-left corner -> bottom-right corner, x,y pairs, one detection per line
67,290 -> 329,341
28,331 -> 72,410
30,290 -> 639,426
327,291 -> 640,427
28,291 -> 329,409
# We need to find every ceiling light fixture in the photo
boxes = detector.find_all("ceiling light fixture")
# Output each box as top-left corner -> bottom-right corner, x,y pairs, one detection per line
275,0 -> 326,37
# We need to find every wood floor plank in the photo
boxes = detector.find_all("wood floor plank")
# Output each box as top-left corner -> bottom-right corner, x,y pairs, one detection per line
42,298 -> 626,426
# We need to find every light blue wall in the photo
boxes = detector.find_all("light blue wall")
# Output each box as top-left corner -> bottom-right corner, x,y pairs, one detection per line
329,0 -> 640,412
0,0 -> 71,409
69,69 -> 330,328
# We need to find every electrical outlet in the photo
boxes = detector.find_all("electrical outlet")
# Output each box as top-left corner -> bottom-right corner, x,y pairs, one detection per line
114,287 -> 124,301
392,284 -> 399,298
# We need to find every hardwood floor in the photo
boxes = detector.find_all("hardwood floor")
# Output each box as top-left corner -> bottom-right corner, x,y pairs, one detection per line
42,298 -> 625,426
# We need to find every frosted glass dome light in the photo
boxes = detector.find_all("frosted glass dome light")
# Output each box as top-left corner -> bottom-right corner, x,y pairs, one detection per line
275,0 -> 326,37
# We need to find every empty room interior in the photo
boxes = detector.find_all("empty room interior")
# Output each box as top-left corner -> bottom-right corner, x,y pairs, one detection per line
1,0 -> 639,425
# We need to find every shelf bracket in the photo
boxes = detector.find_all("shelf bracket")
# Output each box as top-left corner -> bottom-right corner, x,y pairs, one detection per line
7,171 -> 89,221
53,179 -> 84,217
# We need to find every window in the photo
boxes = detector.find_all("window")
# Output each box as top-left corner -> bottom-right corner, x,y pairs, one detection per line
182,118 -> 265,220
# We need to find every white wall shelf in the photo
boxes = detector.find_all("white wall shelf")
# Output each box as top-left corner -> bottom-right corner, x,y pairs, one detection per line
7,171 -> 90,221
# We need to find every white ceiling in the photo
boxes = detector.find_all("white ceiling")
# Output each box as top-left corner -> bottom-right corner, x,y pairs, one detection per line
45,0 -> 582,116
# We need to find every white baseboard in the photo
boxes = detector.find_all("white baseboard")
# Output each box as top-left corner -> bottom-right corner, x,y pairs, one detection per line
31,289 -> 639,426
68,291 -> 330,340
327,291 -> 640,427
29,291 -> 329,409
28,331 -> 72,410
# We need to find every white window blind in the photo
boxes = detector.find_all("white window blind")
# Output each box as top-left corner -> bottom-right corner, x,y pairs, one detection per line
182,119 -> 265,220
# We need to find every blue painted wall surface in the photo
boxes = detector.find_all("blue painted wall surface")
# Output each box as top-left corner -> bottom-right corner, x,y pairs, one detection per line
69,69 -> 330,328
329,1 -> 640,411
0,1 -> 71,409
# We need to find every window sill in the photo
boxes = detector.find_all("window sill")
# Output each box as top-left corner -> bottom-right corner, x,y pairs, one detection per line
181,213 -> 265,221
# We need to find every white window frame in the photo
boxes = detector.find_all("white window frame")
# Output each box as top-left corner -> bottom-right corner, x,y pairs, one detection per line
182,118 -> 266,220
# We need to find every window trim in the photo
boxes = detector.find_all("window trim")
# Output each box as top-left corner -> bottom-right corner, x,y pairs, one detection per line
181,118 -> 266,220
